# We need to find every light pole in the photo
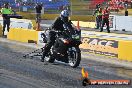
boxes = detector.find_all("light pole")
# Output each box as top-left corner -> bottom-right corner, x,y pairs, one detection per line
70,0 -> 73,15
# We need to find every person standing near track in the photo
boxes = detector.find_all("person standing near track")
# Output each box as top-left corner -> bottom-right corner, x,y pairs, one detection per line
93,4 -> 102,29
35,3 -> 42,23
35,3 -> 42,31
1,3 -> 13,36
100,6 -> 110,33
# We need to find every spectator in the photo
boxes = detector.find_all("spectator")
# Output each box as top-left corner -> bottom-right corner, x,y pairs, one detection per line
124,0 -> 128,9
100,6 -> 110,33
97,8 -> 102,29
0,3 -> 13,36
131,0 -> 132,8
59,5 -> 63,11
130,0 -> 132,8
35,3 -> 42,23
93,4 -> 102,29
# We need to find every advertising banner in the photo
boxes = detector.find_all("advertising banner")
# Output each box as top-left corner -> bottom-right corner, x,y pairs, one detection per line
80,37 -> 118,57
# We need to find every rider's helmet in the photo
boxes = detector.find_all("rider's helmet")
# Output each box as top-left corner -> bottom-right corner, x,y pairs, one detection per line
60,10 -> 69,22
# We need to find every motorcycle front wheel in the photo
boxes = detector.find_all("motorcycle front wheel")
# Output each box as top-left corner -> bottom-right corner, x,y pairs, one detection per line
68,47 -> 81,68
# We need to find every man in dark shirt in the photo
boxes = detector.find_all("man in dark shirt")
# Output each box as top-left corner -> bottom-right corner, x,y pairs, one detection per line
35,3 -> 42,23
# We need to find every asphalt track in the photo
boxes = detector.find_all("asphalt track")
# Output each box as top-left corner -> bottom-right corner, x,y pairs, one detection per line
0,38 -> 132,88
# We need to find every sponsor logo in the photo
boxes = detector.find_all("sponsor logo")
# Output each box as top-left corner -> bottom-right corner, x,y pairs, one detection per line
80,37 -> 118,57
81,68 -> 131,86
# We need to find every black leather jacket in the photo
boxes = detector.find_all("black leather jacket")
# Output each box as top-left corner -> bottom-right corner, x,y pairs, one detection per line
52,17 -> 73,31
51,17 -> 64,31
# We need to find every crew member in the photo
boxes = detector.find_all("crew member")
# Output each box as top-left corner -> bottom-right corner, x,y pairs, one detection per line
100,7 -> 110,33
1,3 -> 12,36
93,4 -> 101,29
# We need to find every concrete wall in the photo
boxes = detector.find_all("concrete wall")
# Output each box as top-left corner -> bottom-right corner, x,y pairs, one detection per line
7,28 -> 38,43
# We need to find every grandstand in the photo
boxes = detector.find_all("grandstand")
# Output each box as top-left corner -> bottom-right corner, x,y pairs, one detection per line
0,0 -> 132,15
0,0 -> 15,7
43,0 -> 70,10
71,0 -> 132,15
108,0 -> 132,10
0,0 -> 70,10
0,0 -> 70,13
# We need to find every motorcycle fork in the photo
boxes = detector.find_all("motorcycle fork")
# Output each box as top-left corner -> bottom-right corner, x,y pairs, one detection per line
68,48 -> 74,58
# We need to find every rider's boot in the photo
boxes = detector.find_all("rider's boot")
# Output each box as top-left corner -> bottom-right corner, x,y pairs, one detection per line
41,51 -> 46,62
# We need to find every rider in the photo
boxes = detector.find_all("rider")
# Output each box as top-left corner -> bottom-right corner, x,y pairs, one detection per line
41,10 -> 70,62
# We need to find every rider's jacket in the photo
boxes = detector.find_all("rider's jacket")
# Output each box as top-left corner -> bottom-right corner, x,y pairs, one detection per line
51,17 -> 73,32
51,17 -> 65,31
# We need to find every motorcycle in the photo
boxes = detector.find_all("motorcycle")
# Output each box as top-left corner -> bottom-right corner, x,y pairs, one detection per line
41,22 -> 81,68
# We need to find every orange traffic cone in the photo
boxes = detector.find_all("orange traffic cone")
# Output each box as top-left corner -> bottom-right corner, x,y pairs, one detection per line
76,21 -> 80,31
81,67 -> 89,78
36,22 -> 41,31
76,21 -> 81,40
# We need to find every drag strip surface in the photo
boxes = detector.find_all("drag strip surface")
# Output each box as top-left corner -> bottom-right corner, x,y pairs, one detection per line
0,40 -> 132,88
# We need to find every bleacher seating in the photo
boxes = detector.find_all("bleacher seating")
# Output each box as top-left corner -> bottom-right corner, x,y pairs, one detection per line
108,0 -> 123,11
0,0 -> 70,11
108,0 -> 132,11
88,0 -> 132,12
44,0 -> 70,10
